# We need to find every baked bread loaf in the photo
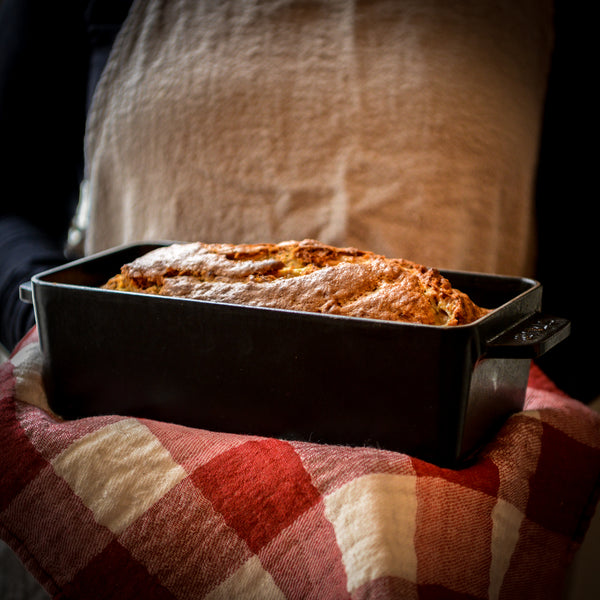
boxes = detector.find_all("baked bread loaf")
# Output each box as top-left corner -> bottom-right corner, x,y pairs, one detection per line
102,239 -> 490,326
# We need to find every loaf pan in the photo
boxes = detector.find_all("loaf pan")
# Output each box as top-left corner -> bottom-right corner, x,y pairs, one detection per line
20,242 -> 570,467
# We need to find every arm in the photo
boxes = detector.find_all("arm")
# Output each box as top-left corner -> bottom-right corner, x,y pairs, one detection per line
0,0 -> 89,349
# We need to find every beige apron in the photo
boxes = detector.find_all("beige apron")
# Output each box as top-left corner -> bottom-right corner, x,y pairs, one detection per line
82,0 -> 553,276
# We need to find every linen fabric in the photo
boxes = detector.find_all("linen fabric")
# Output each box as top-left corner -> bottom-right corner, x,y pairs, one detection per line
84,0 -> 553,276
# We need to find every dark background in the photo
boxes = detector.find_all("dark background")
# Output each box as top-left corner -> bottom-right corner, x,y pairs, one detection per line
534,0 -> 598,402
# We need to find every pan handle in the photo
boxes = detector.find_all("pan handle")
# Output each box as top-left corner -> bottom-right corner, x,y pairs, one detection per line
19,281 -> 33,304
484,313 -> 570,359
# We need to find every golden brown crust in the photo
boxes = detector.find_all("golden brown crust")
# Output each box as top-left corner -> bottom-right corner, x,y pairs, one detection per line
102,239 -> 490,326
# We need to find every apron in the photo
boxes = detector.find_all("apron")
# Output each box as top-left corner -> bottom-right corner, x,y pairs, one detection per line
82,0 -> 553,276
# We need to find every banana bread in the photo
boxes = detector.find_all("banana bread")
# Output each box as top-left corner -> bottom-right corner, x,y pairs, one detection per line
102,239 -> 490,326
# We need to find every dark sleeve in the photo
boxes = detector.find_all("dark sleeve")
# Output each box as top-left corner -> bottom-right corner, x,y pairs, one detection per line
0,0 -> 89,350
0,217 -> 68,349
534,0 -> 598,402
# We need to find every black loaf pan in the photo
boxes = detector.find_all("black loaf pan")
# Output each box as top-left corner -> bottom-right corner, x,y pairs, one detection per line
20,242 -> 570,467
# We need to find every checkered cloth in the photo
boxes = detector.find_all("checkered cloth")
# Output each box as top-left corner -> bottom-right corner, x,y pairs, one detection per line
1,327 -> 599,600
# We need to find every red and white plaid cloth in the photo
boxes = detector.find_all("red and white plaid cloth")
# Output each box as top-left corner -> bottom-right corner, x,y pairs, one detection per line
1,326 -> 599,600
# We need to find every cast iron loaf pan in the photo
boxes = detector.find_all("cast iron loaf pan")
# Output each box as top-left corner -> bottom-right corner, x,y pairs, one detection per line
20,242 -> 570,467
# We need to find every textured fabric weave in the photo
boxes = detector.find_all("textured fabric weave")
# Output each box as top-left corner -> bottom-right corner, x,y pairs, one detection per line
1,327 -> 599,599
84,0 -> 553,276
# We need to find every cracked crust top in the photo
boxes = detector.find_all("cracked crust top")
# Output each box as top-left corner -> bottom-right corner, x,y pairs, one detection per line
102,239 -> 490,326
